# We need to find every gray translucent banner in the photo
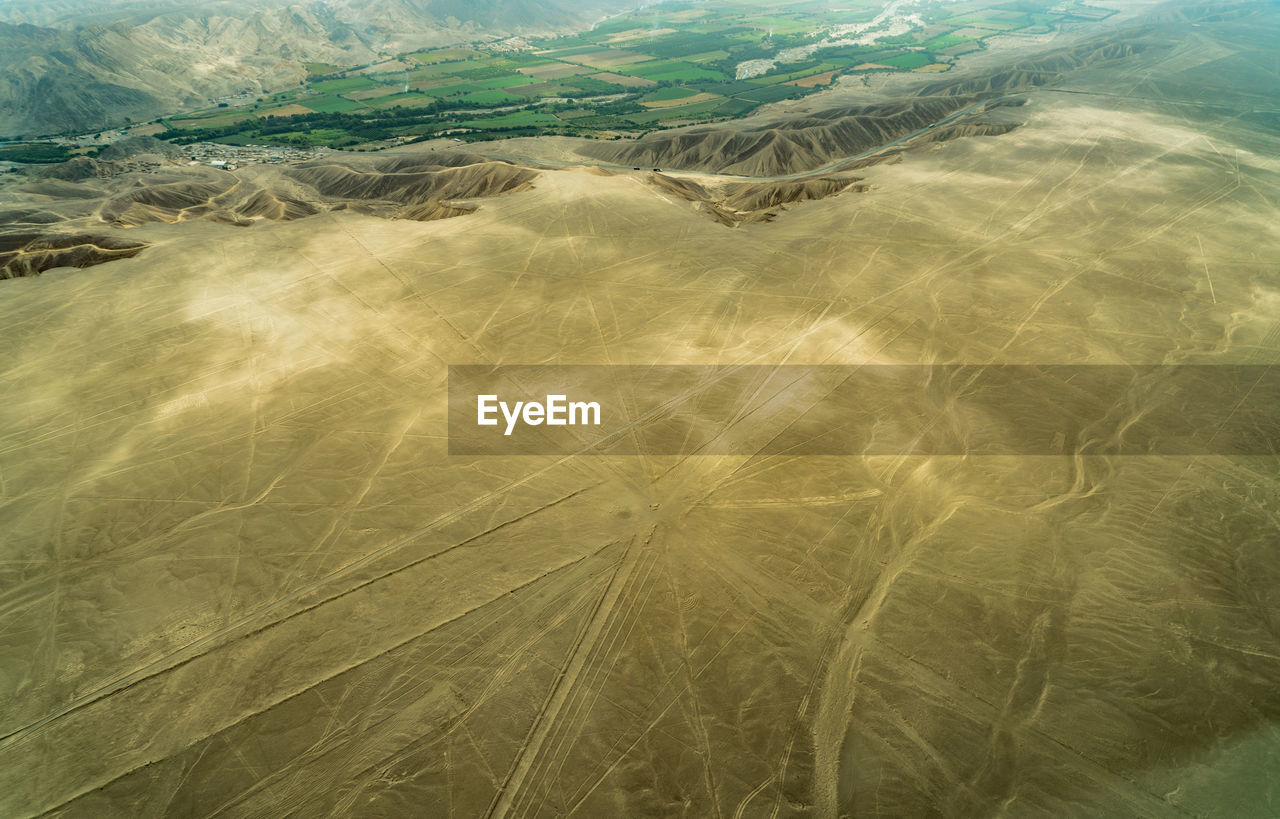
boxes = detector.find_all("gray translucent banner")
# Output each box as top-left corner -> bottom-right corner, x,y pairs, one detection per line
447,365 -> 1280,456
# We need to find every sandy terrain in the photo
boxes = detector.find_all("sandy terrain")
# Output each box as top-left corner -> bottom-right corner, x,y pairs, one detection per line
1,1 -> 1279,815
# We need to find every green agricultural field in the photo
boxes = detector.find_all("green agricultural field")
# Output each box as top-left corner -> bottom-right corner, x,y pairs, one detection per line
533,44 -> 600,57
408,61 -> 477,80
459,90 -> 526,105
879,52 -> 933,69
735,84 -> 805,103
648,66 -> 728,82
451,64 -> 523,81
921,34 -> 973,51
690,79 -> 761,95
455,111 -> 562,130
303,62 -> 347,77
714,97 -> 760,116
212,133 -> 265,146
370,92 -> 440,109
740,14 -> 811,35
302,95 -> 368,113
561,76 -> 634,95
421,82 -> 483,98
167,112 -> 254,129
624,60 -> 721,79
145,0 -> 1088,151
467,75 -> 540,90
638,32 -> 744,60
408,48 -> 483,63
310,76 -> 380,94
641,87 -> 702,102
945,14 -> 1024,30
972,19 -> 1025,30
509,82 -> 576,98
625,98 -> 726,124
564,114 -> 639,130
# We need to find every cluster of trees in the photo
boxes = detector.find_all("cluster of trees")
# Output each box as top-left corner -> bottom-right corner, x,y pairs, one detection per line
0,143 -> 74,163
555,76 -> 632,97
159,87 -> 650,147
159,99 -> 482,145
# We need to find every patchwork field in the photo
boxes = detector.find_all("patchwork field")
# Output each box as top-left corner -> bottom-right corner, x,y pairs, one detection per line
640,91 -> 722,108
146,0 -> 1114,150
565,49 -> 656,69
590,71 -> 657,87
786,69 -> 839,87
516,62 -> 596,79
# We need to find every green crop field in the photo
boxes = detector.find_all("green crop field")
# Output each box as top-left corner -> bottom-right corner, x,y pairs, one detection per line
408,62 -> 477,80
310,77 -> 380,94
534,45 -> 600,57
714,98 -> 760,116
408,47 -> 483,63
509,82 -> 576,98
466,76 -> 540,90
145,0 -> 1092,151
624,60 -> 721,79
459,90 -> 526,105
735,84 -> 804,103
302,95 -> 368,113
879,52 -> 933,69
921,34 -> 973,51
642,87 -> 702,102
626,98 -> 726,124
167,111 -> 254,129
456,111 -> 562,130
562,76 -> 633,95
421,82 -> 483,98
303,62 -> 347,77
369,92 -> 438,109
647,66 -> 728,82
691,79 -> 760,95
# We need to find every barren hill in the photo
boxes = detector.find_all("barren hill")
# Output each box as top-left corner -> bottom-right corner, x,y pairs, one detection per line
0,0 -> 639,137
586,96 -> 1021,177
0,151 -> 540,276
583,37 -> 1147,176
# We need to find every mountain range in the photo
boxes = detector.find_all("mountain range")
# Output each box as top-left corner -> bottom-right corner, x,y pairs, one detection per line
0,0 -> 639,137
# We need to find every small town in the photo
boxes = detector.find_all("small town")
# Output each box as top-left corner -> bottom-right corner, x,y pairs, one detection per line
178,142 -> 329,170
0,129 -> 329,173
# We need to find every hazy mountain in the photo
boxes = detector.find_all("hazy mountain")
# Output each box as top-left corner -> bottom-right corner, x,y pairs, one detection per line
0,0 -> 640,137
